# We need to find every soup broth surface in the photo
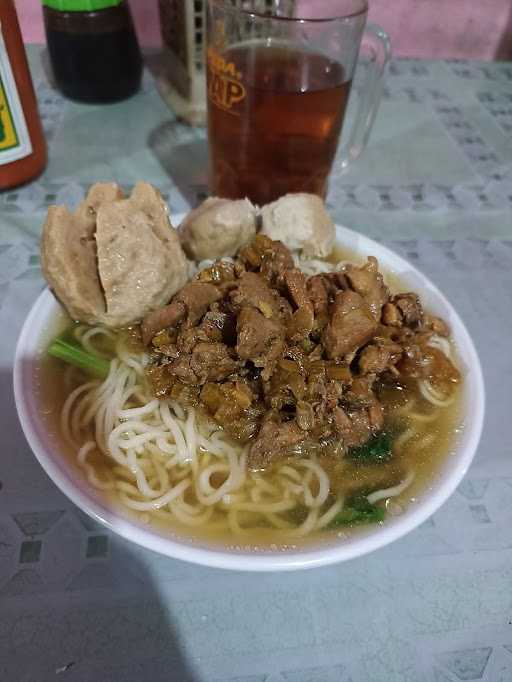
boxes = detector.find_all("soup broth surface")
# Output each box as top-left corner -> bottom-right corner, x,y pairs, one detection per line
35,245 -> 463,550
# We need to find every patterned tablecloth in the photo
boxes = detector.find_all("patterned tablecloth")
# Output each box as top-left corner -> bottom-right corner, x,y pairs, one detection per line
1,47 -> 512,682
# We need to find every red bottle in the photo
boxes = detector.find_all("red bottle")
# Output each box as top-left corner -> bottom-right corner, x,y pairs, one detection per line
0,0 -> 47,189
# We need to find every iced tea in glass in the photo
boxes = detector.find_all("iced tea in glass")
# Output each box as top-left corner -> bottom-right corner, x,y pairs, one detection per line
207,1 -> 390,206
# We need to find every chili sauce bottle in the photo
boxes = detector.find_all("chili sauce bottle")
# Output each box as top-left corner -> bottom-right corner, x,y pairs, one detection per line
0,0 -> 47,189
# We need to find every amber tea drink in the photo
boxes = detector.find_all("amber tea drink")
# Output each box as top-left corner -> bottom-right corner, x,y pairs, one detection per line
208,45 -> 351,204
207,1 -> 390,206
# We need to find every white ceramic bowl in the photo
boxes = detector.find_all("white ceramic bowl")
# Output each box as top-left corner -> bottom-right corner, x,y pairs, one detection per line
14,222 -> 485,571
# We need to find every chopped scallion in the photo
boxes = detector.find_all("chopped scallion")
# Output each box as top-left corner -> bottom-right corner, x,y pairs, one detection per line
348,431 -> 393,463
327,493 -> 385,528
48,338 -> 110,379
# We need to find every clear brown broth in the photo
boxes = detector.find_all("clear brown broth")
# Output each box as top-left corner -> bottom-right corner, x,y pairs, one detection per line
34,248 -> 463,550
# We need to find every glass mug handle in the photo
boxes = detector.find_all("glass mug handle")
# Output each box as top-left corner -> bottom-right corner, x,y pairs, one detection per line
338,23 -> 391,170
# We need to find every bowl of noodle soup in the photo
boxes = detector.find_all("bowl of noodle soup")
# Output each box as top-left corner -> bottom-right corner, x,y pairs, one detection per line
14,220 -> 484,571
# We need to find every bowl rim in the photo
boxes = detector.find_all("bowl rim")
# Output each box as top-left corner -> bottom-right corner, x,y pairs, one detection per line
13,222 -> 485,571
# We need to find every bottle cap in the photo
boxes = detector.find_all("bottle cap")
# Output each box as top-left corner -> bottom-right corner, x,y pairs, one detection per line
42,0 -> 123,11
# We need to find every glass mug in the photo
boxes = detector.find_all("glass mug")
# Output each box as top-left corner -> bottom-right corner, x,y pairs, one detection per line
206,0 -> 390,206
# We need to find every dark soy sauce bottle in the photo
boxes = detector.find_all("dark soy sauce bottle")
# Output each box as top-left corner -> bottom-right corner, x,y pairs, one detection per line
42,0 -> 143,104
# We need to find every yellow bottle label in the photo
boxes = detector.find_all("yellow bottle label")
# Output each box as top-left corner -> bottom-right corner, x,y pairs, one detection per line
0,75 -> 20,152
0,24 -> 32,165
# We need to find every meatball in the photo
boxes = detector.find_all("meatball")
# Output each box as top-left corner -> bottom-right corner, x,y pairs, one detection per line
41,182 -> 189,328
95,182 -> 188,327
178,197 -> 257,261
260,193 -> 335,258
41,182 -> 124,325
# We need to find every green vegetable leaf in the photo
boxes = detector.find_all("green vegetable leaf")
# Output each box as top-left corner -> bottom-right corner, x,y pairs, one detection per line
327,493 -> 385,528
48,338 -> 110,379
348,431 -> 393,463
